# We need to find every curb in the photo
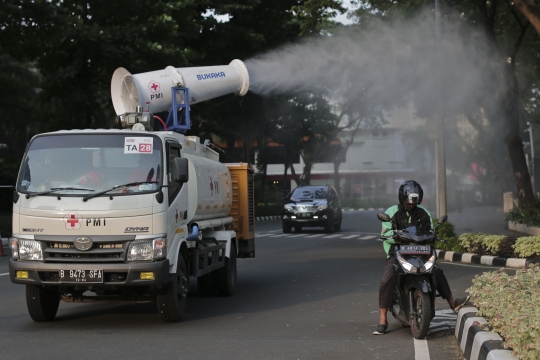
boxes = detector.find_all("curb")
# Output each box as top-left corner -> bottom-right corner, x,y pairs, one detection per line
436,249 -> 540,268
255,208 -> 386,222
455,306 -> 517,360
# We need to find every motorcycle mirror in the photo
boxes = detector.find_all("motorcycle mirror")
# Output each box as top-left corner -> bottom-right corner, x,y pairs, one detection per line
438,215 -> 448,225
377,213 -> 391,222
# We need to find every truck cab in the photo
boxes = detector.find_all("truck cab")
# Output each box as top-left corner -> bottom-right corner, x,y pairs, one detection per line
9,128 -> 254,322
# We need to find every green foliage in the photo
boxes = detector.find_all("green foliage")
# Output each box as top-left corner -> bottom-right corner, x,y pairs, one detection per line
433,219 -> 464,252
467,266 -> 540,360
505,199 -> 540,227
255,204 -> 283,217
513,237 -> 540,258
458,233 -> 524,258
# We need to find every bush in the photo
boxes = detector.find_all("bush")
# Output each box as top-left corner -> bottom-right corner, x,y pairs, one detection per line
505,199 -> 540,227
513,236 -> 540,258
255,204 -> 282,217
459,233 -> 487,255
467,266 -> 540,360
458,233 -> 511,256
433,219 -> 465,252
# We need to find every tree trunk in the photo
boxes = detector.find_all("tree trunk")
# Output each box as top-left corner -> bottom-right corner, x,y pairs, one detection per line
512,0 -> 540,37
505,131 -> 536,209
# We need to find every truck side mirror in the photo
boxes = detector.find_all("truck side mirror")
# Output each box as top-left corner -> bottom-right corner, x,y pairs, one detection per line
377,213 -> 391,222
171,158 -> 189,183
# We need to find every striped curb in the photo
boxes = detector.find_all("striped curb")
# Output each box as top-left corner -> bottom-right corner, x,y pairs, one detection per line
255,208 -> 386,221
435,249 -> 540,268
455,306 -> 517,360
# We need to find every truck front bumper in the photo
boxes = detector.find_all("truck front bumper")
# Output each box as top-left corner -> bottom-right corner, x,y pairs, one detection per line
9,259 -> 170,286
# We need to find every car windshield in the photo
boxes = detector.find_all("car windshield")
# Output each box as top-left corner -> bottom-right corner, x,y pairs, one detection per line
17,134 -> 162,196
290,187 -> 328,201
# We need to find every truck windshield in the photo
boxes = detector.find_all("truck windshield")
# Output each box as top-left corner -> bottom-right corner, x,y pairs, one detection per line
18,134 -> 163,196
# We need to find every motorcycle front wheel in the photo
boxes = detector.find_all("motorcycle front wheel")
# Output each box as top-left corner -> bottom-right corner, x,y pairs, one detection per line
410,288 -> 432,339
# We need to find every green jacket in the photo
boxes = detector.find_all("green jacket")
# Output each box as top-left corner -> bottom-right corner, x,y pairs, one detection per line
381,204 -> 434,258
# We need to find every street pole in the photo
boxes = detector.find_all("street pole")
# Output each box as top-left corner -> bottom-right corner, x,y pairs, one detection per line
435,0 -> 447,218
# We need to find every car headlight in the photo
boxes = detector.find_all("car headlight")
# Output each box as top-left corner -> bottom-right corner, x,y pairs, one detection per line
396,252 -> 416,273
316,205 -> 328,211
127,238 -> 167,261
420,254 -> 436,272
12,238 -> 43,261
284,205 -> 294,212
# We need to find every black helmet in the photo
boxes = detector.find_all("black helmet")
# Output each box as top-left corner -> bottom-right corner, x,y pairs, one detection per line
398,180 -> 423,205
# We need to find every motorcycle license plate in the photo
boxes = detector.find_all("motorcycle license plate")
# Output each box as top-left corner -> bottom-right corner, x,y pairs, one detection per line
400,245 -> 431,254
59,269 -> 103,283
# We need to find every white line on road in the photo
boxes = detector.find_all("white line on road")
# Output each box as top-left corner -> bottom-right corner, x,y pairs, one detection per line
414,338 -> 430,360
267,234 -> 286,237
305,234 -> 325,238
342,235 -> 360,239
323,234 -> 342,238
359,235 -> 377,240
0,273 -> 8,277
287,234 -> 304,238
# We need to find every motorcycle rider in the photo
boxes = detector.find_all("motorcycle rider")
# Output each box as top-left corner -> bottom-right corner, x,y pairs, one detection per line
373,180 -> 469,335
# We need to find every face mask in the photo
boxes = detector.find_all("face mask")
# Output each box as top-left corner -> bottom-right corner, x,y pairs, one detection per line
404,203 -> 416,212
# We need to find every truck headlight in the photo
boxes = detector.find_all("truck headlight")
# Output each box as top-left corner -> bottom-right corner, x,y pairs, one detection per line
12,238 -> 43,261
127,238 -> 166,261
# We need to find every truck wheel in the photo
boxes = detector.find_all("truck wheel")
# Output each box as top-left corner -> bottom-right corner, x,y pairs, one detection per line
197,273 -> 217,296
216,245 -> 237,296
333,222 -> 341,232
157,253 -> 188,322
25,285 -> 60,322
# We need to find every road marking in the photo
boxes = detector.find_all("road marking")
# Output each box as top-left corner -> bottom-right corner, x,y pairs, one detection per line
342,235 -> 360,239
267,234 -> 287,237
359,235 -> 377,240
288,234 -> 304,238
414,338 -> 430,360
255,233 -> 273,237
323,234 -> 342,238
0,273 -> 8,277
269,229 -> 281,233
305,234 -> 325,238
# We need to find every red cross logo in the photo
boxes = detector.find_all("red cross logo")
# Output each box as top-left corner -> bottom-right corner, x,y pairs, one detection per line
175,207 -> 179,224
63,212 -> 82,230
148,81 -> 160,93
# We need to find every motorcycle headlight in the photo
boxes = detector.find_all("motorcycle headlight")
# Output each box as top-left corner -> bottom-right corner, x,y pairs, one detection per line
13,238 -> 43,261
420,254 -> 436,273
316,205 -> 328,211
396,253 -> 416,273
127,238 -> 167,261
284,205 -> 294,212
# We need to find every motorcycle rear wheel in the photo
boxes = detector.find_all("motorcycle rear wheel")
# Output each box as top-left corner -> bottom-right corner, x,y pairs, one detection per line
410,289 -> 432,339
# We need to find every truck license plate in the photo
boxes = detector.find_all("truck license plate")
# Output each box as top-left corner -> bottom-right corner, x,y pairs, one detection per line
400,246 -> 431,254
59,269 -> 103,283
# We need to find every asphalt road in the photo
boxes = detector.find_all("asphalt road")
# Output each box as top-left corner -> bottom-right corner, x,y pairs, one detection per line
0,210 -> 512,360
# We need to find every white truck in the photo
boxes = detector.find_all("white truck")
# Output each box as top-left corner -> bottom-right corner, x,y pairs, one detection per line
7,60 -> 255,322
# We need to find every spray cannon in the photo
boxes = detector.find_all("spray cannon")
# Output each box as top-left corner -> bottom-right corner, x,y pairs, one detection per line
111,59 -> 249,132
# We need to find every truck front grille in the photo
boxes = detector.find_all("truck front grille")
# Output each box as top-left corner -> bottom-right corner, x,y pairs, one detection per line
36,235 -> 136,263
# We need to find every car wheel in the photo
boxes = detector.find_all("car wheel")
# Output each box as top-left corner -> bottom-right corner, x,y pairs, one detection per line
333,222 -> 341,232
324,214 -> 334,233
283,223 -> 292,233
294,226 -> 302,232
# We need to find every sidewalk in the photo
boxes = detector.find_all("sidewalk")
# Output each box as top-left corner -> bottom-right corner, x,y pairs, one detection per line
446,205 -> 517,236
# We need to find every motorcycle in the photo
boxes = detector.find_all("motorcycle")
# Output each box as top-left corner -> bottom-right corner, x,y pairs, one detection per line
376,213 -> 448,339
